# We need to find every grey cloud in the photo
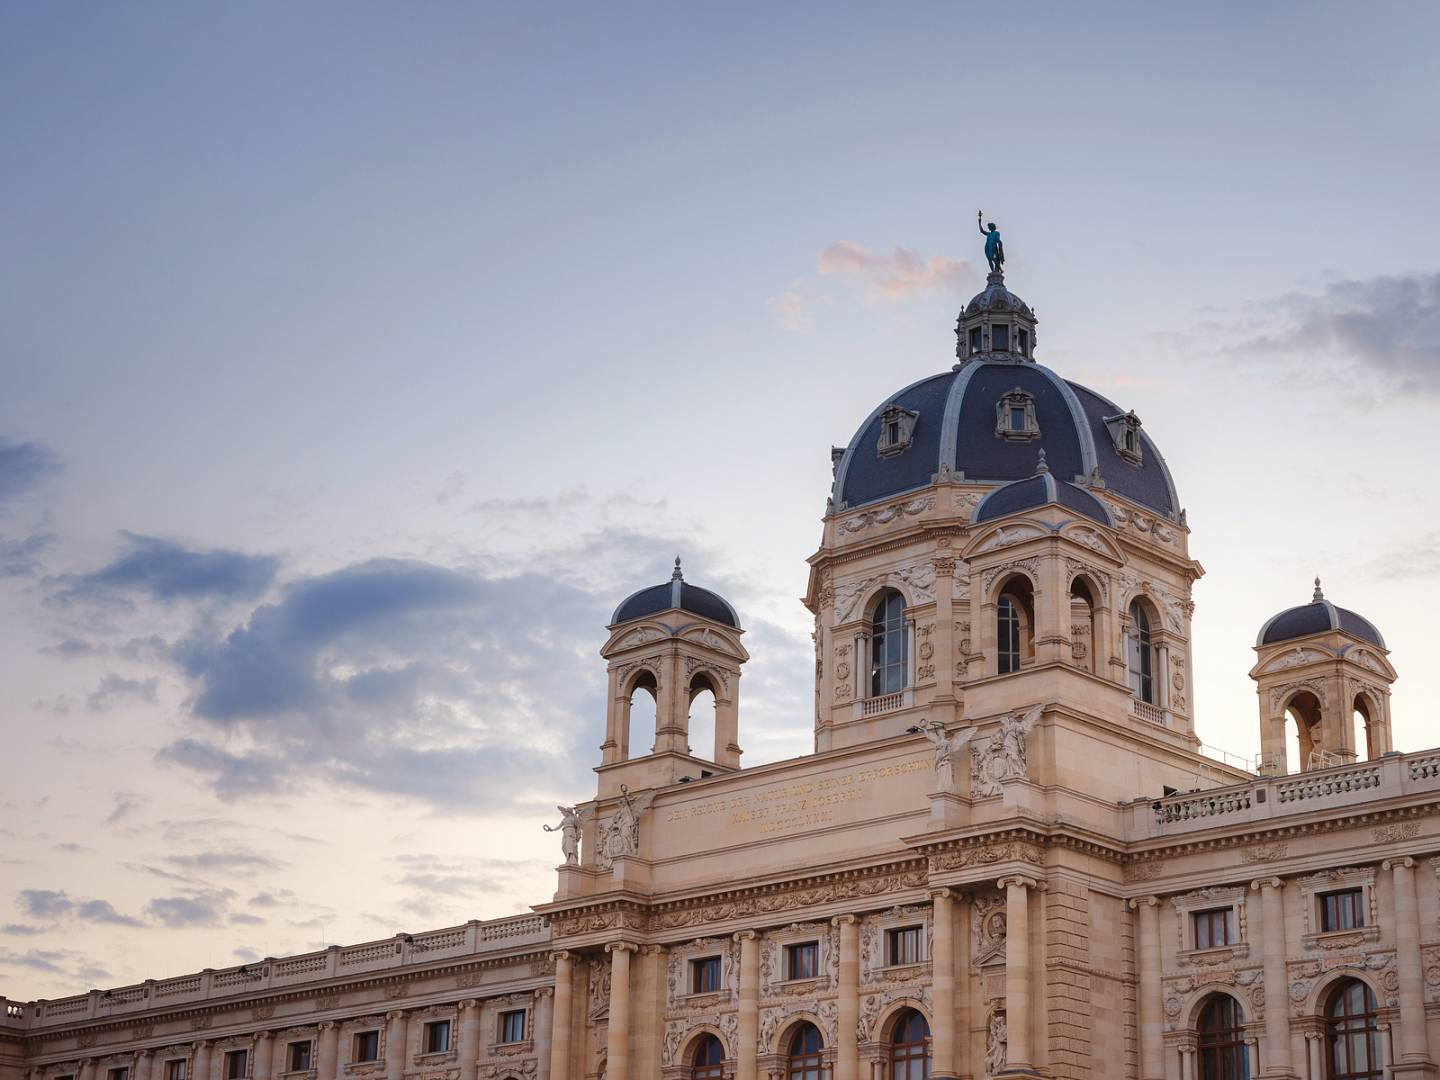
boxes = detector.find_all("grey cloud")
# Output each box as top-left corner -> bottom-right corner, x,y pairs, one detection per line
0,948 -> 111,985
229,913 -> 265,926
1,530 -> 55,578
106,793 -> 145,825
19,889 -> 73,919
0,438 -> 60,514
145,891 -> 231,928
50,531 -> 280,607
249,891 -> 295,908
87,673 -> 160,712
2,924 -> 46,936
164,850 -> 282,873
75,899 -> 144,927
42,637 -> 101,659
1363,531 -> 1440,580
233,947 -> 261,963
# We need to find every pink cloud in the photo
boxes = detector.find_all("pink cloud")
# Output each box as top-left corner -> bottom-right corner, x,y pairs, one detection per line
817,241 -> 978,299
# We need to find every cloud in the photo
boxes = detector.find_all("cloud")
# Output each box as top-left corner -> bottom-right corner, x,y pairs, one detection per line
2,924 -> 46,936
145,891 -> 232,928
229,913 -> 265,926
0,530 -> 55,578
817,241 -> 978,300
164,850 -> 281,873
0,438 -> 60,514
18,889 -> 73,919
248,891 -> 294,908
87,673 -> 160,712
75,900 -> 144,927
1362,531 -> 1440,581
106,793 -> 145,825
50,532 -> 280,607
0,947 -> 111,984
159,555 -> 614,809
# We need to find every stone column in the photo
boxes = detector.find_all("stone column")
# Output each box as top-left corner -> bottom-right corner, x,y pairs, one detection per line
456,1001 -> 481,1080
549,952 -> 573,1080
1129,896 -> 1163,1080
1251,877 -> 1295,1078
250,1035 -> 271,1080
1179,1041 -> 1195,1080
932,552 -> 958,710
930,889 -> 957,1079
317,1021 -> 339,1080
135,1051 -> 154,1080
735,931 -> 760,1080
385,1011 -> 409,1080
79,1060 -> 96,1080
1385,857 -> 1430,1064
999,876 -> 1038,1073
605,943 -> 636,1080
636,945 -> 665,1080
834,915 -> 860,1080
534,988 -> 555,1080
955,893 -> 972,1079
1378,1023 -> 1394,1077
1304,1032 -> 1323,1080
191,1044 -> 210,1080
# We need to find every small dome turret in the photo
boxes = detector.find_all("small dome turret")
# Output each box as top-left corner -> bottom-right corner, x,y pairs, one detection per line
1256,578 -> 1385,648
971,450 -> 1112,526
610,557 -> 740,628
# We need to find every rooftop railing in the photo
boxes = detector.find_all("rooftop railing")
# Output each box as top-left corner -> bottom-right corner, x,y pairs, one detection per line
10,912 -> 549,1030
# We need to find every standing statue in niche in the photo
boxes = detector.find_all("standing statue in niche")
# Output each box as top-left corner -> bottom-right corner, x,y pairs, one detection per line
917,720 -> 975,793
596,785 -> 652,871
971,704 -> 1043,797
977,210 -> 1005,273
985,1010 -> 1008,1077
543,804 -> 586,866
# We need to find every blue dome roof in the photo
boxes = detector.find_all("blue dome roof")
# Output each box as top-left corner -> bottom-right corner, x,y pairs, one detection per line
611,560 -> 739,628
830,361 -> 1180,518
972,468 -> 1113,526
1257,583 -> 1384,648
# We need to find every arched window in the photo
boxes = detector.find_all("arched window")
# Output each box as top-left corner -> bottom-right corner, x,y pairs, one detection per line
1069,578 -> 1098,675
1128,600 -> 1156,703
1326,979 -> 1381,1079
870,590 -> 908,696
688,673 -> 718,760
626,669 -> 658,758
1352,693 -> 1375,761
889,1009 -> 931,1080
691,1034 -> 724,1080
1196,995 -> 1247,1080
786,1023 -> 823,1080
996,576 -> 1034,675
1284,690 -> 1325,772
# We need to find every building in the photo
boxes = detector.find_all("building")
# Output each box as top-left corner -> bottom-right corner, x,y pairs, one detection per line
3,268 -> 1435,1080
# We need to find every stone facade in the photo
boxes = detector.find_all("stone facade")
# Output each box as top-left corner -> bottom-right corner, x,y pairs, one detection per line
3,269 -> 1434,1080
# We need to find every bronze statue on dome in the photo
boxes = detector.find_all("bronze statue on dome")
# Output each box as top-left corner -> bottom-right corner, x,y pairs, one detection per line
977,210 -> 1004,273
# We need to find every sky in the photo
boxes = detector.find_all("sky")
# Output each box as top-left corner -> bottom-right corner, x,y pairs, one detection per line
2,2 -> 1439,998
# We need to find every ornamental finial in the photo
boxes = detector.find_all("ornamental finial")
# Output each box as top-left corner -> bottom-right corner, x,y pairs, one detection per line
1035,448 -> 1049,475
672,556 -> 684,582
1313,576 -> 1324,602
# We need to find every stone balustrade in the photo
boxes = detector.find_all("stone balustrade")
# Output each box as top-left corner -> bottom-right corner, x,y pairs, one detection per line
1134,749 -> 1437,838
7,913 -> 549,1030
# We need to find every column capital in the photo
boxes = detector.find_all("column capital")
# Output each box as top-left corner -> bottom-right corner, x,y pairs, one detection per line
385,1010 -> 407,1022
830,914 -> 858,928
1383,855 -> 1416,872
191,1043 -> 209,1051
639,944 -> 665,955
604,941 -> 638,955
319,1020 -> 337,1031
927,887 -> 953,902
548,949 -> 572,963
997,874 -> 1038,891
251,1033 -> 271,1043
732,929 -> 757,943
533,987 -> 553,1000
1127,895 -> 1161,911
136,1050 -> 155,1058
457,999 -> 480,1012
1250,876 -> 1285,891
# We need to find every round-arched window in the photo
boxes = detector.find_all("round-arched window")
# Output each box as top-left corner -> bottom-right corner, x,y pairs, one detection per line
786,1023 -> 823,1080
1128,600 -> 1155,703
870,590 -> 908,696
691,1034 -> 724,1080
1326,979 -> 1381,1079
890,1009 -> 930,1080
1195,994 -> 1246,1079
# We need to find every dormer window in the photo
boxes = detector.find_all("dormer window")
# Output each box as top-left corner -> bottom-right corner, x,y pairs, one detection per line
1104,410 -> 1144,464
969,326 -> 983,355
877,404 -> 918,458
992,324 -> 1010,351
1018,328 -> 1030,355
995,388 -> 1039,441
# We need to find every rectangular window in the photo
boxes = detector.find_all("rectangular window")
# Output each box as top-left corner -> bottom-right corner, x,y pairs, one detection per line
353,1032 -> 380,1064
1018,329 -> 1029,355
166,1062 -> 187,1080
110,1069 -> 130,1080
225,1052 -> 248,1080
424,1020 -> 451,1054
691,955 -> 723,994
969,327 -> 982,354
786,941 -> 820,980
1321,888 -> 1365,932
887,926 -> 923,966
287,1042 -> 312,1072
998,596 -> 1022,674
992,324 -> 1010,351
1009,407 -> 1026,432
1193,908 -> 1232,950
499,1009 -> 526,1045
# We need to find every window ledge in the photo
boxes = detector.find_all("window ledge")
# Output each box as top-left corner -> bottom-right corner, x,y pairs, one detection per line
415,1051 -> 457,1064
1178,944 -> 1248,966
680,991 -> 727,1007
874,961 -> 928,982
486,1040 -> 533,1057
1304,926 -> 1379,950
772,976 -> 827,994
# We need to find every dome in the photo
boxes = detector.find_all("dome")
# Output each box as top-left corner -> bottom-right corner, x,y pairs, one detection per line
830,272 -> 1178,519
972,458 -> 1113,526
611,558 -> 739,628
1256,579 -> 1385,649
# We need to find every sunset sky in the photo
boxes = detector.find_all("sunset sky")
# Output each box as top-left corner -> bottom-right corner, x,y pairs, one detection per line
4,2 -> 1439,997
